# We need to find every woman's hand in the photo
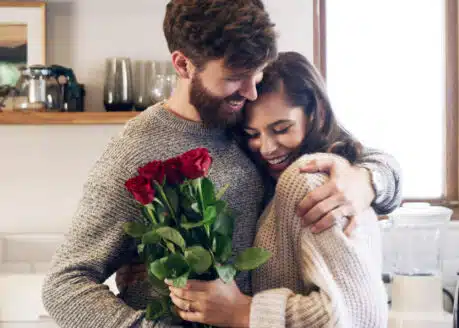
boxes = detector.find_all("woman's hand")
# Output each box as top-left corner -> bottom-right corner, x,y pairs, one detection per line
115,263 -> 147,292
297,156 -> 375,236
166,279 -> 252,328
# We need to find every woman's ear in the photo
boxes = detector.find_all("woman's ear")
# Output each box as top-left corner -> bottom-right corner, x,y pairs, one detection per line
171,51 -> 194,79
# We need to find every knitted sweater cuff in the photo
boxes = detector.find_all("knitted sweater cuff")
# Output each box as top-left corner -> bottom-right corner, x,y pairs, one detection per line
250,289 -> 290,328
250,288 -> 334,328
357,162 -> 393,213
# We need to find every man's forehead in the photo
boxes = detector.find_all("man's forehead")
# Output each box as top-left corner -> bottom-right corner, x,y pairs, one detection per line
222,62 -> 268,76
202,58 -> 268,77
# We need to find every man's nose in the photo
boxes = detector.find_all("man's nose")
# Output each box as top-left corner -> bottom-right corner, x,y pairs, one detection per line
239,78 -> 258,101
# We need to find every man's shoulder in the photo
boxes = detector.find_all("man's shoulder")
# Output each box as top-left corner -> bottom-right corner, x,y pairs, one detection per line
92,104 -> 171,172
120,103 -> 164,137
107,104 -> 171,152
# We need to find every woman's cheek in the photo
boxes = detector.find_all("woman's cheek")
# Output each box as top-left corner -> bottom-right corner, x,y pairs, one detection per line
280,132 -> 304,149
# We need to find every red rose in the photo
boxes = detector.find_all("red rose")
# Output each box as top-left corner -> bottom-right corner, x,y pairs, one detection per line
125,175 -> 155,205
164,157 -> 184,184
138,160 -> 165,184
179,148 -> 213,179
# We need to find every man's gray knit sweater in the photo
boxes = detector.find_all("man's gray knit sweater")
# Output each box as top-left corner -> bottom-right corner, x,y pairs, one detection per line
41,103 -> 401,328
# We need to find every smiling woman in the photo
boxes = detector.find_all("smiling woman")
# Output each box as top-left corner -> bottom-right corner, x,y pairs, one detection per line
243,51 -> 363,180
244,89 -> 308,178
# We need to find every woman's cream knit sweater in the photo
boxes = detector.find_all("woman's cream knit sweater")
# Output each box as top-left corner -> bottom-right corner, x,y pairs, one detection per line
250,153 -> 388,328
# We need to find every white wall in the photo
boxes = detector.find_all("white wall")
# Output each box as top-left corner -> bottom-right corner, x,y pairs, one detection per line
0,0 -> 315,235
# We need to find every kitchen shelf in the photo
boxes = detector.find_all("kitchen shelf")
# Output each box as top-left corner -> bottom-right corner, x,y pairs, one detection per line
0,111 -> 139,125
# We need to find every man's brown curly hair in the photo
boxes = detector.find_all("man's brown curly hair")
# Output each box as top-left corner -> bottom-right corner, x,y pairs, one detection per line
163,0 -> 278,70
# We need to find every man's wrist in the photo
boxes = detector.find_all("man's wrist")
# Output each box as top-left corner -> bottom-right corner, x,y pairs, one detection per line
357,162 -> 387,207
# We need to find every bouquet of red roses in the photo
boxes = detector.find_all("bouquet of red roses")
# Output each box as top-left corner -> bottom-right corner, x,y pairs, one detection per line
124,148 -> 271,326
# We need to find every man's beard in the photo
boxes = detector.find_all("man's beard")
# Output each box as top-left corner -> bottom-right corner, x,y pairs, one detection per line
189,73 -> 244,128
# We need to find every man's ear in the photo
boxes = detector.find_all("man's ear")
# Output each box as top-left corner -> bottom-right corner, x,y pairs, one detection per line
171,51 -> 194,79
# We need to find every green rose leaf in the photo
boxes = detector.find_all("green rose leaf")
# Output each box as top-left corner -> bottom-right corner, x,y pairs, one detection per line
142,231 -> 161,244
181,206 -> 217,230
234,247 -> 272,271
204,205 -> 217,223
212,208 -> 234,237
164,253 -> 190,279
166,241 -> 175,253
184,246 -> 212,274
180,221 -> 205,230
215,264 -> 237,283
213,234 -> 233,263
144,244 -> 164,263
201,177 -> 216,206
123,222 -> 149,238
146,299 -> 168,321
171,271 -> 190,288
150,257 -> 169,280
156,227 -> 186,251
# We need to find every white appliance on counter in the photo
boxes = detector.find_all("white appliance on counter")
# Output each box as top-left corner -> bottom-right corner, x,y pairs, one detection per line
387,203 -> 453,328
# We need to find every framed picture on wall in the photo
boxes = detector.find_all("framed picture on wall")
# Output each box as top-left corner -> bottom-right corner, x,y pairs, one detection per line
0,2 -> 46,87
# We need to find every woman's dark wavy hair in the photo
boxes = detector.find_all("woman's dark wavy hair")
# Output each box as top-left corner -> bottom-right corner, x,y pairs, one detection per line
248,51 -> 362,164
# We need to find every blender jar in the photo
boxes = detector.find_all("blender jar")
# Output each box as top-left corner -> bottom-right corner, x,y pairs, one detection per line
388,203 -> 452,277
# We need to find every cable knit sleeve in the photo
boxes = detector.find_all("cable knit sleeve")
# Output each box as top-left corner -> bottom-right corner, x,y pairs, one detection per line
357,147 -> 402,214
249,153 -> 388,328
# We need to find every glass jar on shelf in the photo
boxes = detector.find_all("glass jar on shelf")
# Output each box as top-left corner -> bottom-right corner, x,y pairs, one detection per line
152,61 -> 177,104
103,57 -> 134,112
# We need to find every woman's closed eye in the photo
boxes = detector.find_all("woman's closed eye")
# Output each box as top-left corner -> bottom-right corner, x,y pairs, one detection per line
225,77 -> 242,82
273,125 -> 293,135
244,129 -> 260,139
